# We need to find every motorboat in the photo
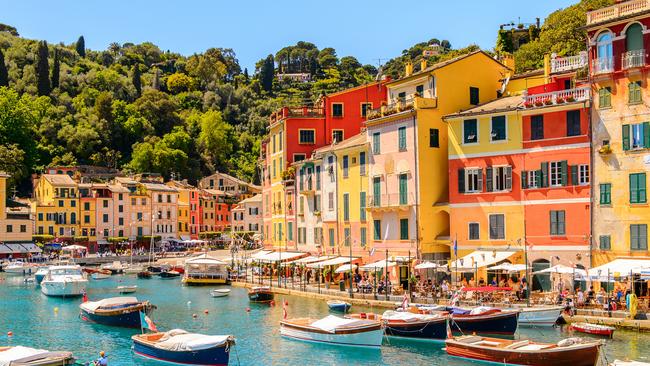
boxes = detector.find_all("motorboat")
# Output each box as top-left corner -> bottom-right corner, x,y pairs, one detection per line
132,329 -> 235,365
159,270 -> 181,279
445,335 -> 603,366
210,288 -> 231,297
326,300 -> 351,313
91,270 -> 111,280
248,286 -> 274,303
570,322 -> 615,338
0,345 -> 75,365
280,315 -> 383,347
101,261 -> 126,274
446,306 -> 519,335
516,306 -> 564,327
34,267 -> 49,284
3,261 -> 35,275
80,296 -> 154,328
137,271 -> 152,279
364,310 -> 448,340
123,264 -> 145,274
40,265 -> 88,297
117,285 -> 138,294
182,254 -> 228,285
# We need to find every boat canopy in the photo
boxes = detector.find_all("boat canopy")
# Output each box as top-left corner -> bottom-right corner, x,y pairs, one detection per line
0,346 -> 51,366
360,259 -> 398,271
184,254 -> 227,265
449,250 -> 517,271
286,255 -> 336,265
309,315 -> 374,333
306,256 -> 359,268
153,329 -> 232,351
334,263 -> 357,273
80,296 -> 139,312
588,258 -> 650,278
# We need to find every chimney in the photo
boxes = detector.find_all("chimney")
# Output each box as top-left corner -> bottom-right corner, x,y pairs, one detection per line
405,61 -> 413,77
420,59 -> 428,72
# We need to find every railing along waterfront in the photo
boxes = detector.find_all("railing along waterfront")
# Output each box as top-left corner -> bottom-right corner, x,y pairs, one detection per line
622,49 -> 646,69
550,52 -> 588,73
591,58 -> 614,75
587,0 -> 650,25
524,87 -> 590,106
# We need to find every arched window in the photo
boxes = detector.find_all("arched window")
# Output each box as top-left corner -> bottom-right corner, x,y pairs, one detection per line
596,32 -> 613,72
626,23 -> 643,51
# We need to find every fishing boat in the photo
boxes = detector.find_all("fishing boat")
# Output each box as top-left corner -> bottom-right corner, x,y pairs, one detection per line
40,265 -> 88,297
447,307 -> 520,335
0,346 -> 76,365
132,329 -> 235,366
182,254 -> 228,285
117,285 -> 138,294
280,315 -> 383,347
91,270 -> 111,280
248,286 -> 274,303
159,270 -> 181,279
210,288 -> 231,298
137,271 -> 152,279
34,267 -> 49,284
327,300 -> 351,312
80,296 -> 155,328
570,322 -> 615,338
445,335 -> 603,366
3,261 -> 35,275
515,306 -> 564,327
379,310 -> 448,340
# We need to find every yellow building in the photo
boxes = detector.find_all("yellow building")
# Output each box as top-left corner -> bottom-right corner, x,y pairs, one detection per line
32,174 -> 80,240
0,172 -> 33,244
167,180 -> 193,240
78,183 -> 98,242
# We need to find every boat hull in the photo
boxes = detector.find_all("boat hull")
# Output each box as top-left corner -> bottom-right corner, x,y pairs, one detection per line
132,338 -> 230,366
41,280 -> 87,297
248,291 -> 274,303
211,290 -> 231,298
81,308 -> 141,328
517,307 -> 563,327
445,339 -> 601,366
451,311 -> 519,335
280,323 -> 383,347
35,273 -> 46,284
571,323 -> 615,338
4,267 -> 34,275
183,277 -> 228,285
384,318 -> 448,340
328,303 -> 351,312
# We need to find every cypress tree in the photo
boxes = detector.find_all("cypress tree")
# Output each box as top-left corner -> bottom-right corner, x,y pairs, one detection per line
243,67 -> 249,82
0,49 -> 8,87
152,68 -> 160,90
36,41 -> 50,96
260,55 -> 274,93
76,35 -> 85,57
132,64 -> 142,97
50,48 -> 60,89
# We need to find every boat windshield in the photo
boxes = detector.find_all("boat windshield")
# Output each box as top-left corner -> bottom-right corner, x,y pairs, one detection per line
50,268 -> 82,276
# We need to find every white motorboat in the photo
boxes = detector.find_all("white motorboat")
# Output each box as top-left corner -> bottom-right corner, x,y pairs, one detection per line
35,267 -> 49,284
280,315 -> 384,347
91,272 -> 111,280
117,285 -> 138,294
40,265 -> 88,297
3,261 -> 35,275
515,306 -> 564,327
210,288 -> 231,297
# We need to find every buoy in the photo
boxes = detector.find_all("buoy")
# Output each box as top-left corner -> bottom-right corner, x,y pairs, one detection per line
203,309 -> 209,314
245,307 -> 250,312
270,300 -> 275,306
192,313 -> 197,318
187,301 -> 192,306
7,331 -> 13,337
54,307 -> 59,313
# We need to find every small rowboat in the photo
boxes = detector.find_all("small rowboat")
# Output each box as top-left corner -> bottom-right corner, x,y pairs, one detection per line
445,335 -> 603,366
132,330 -> 235,366
159,270 -> 181,279
327,300 -> 351,312
570,322 -> 615,338
0,346 -> 76,365
211,288 -> 231,298
80,297 -> 155,328
117,285 -> 138,294
516,306 -> 564,327
248,286 -> 274,303
280,315 -> 383,347
91,271 -> 111,280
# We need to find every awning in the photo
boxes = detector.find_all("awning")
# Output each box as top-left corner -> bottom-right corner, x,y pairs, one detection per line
61,245 -> 87,251
185,254 -> 227,265
0,243 -> 42,254
180,235 -> 191,241
487,263 -> 526,272
335,264 -> 357,273
450,250 -> 517,271
588,258 -> 650,278
414,261 -> 447,270
287,255 -> 336,265
360,259 -> 397,271
307,256 -> 359,268
256,251 -> 307,262
97,239 -> 109,245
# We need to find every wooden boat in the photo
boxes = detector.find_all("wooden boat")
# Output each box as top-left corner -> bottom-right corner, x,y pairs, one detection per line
570,322 -> 615,338
80,296 -> 155,328
91,270 -> 111,280
137,271 -> 152,279
327,300 -> 351,312
445,335 -> 603,366
159,270 -> 181,279
132,330 -> 234,365
0,346 -> 76,365
280,315 -> 383,347
351,311 -> 448,340
447,307 -> 519,335
516,306 -> 564,327
171,265 -> 185,274
248,286 -> 274,303
117,285 -> 138,294
210,288 -> 231,298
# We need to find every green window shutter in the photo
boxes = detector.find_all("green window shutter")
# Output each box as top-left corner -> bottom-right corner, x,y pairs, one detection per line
540,162 -> 549,187
644,122 -> 650,148
631,173 -> 639,203
398,127 -> 407,151
622,124 -> 631,151
399,174 -> 408,204
640,173 -> 647,203
561,160 -> 568,186
373,220 -> 381,240
343,194 -> 349,221
458,169 -> 465,193
521,170 -> 528,189
598,89 -> 605,108
535,170 -> 542,188
550,211 -> 556,235
486,167 -> 493,192
570,165 -> 578,186
360,192 -> 366,221
400,218 -> 409,240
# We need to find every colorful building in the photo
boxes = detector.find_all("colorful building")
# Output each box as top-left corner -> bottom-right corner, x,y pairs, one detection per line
0,173 -> 33,247
199,172 -> 261,200
231,193 -> 262,233
587,1 -> 650,266
32,174 -> 80,242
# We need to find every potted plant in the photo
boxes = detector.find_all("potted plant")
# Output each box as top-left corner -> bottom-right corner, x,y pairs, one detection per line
556,97 -> 565,104
543,98 -> 553,106
566,96 -> 576,102
524,101 -> 534,108
534,100 -> 544,107
598,144 -> 612,155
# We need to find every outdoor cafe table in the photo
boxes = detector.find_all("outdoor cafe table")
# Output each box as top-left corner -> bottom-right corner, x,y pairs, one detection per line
461,286 -> 513,292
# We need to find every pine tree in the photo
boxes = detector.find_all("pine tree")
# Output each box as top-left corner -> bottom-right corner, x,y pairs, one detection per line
259,55 -> 274,93
76,35 -> 85,57
50,48 -> 60,89
0,49 -> 8,87
132,65 -> 142,97
36,41 -> 50,96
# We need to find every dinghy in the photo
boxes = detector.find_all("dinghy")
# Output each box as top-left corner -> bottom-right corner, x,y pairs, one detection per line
80,296 -> 155,328
280,315 -> 383,347
248,286 -> 274,303
117,285 -> 138,294
210,288 -> 231,298
91,271 -> 111,280
570,322 -> 615,338
132,329 -> 235,366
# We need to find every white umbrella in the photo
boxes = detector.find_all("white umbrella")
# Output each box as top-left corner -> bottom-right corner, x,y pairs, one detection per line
533,264 -> 587,279
335,264 -> 357,273
488,263 -> 526,272
61,245 -> 87,251
415,261 -> 447,270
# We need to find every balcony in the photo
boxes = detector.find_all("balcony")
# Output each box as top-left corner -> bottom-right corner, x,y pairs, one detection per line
366,193 -> 415,212
550,52 -> 588,74
587,0 -> 650,26
592,58 -> 614,75
367,97 -> 416,121
523,87 -> 590,108
299,177 -> 316,195
269,106 -> 324,124
622,49 -> 646,69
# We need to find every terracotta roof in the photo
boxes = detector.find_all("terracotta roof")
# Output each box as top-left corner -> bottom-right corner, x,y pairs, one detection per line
444,95 -> 523,119
142,183 -> 178,192
42,174 -> 76,186
237,193 -> 262,204
108,184 -> 130,193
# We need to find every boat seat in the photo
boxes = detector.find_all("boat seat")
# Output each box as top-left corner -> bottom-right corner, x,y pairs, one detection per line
505,340 -> 530,349
516,344 -> 554,351
474,340 -> 502,347
457,336 -> 483,344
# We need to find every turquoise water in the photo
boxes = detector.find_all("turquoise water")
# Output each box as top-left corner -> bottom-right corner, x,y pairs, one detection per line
1,273 -> 649,365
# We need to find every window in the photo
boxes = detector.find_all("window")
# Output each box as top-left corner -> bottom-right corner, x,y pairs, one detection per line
299,130 -> 315,144
372,176 -> 381,207
342,155 -> 349,177
491,116 -> 506,141
344,228 -> 351,246
332,130 -> 344,143
549,161 -> 567,187
6,225 -> 12,233
530,115 -> 544,140
103,200 -> 109,208
287,222 -> 293,241
360,192 -> 366,221
399,218 -> 409,240
359,152 -> 366,175
463,168 -> 483,193
490,166 -> 512,192
294,154 -> 306,162
398,126 -> 407,151
118,217 -> 124,226
630,172 -> 647,203
566,110 -> 581,137
524,170 -> 539,189
626,23 -> 644,52
328,192 -> 334,211
58,200 -> 63,207
463,119 -> 478,144
398,174 -> 408,204
278,131 -> 283,150
629,81 -> 642,104
596,32 -> 613,68
416,84 -> 424,95
578,165 -> 589,185
361,103 -> 372,117
550,210 -> 566,236
397,92 -> 406,101
631,224 -> 648,250
600,183 -> 612,205
489,214 -> 505,240
343,193 -> 350,221
103,214 -> 109,223
38,213 -> 43,221
329,228 -> 335,246
623,123 -> 649,151
360,227 -> 367,246
332,103 -> 343,117
70,200 -> 76,207
468,223 -> 479,240
469,87 -> 479,105
599,235 -> 611,250
599,87 -> 612,108
314,194 -> 320,212
373,220 -> 381,240
429,128 -> 439,148
372,132 -> 381,154
118,205 -> 123,213
84,215 -> 90,224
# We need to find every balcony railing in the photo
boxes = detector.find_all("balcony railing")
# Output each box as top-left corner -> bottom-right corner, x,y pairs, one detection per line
622,49 -> 646,69
367,97 -> 416,121
592,58 -> 614,75
269,106 -> 324,124
523,87 -> 590,108
550,52 -> 588,74
587,0 -> 650,26
367,193 -> 415,211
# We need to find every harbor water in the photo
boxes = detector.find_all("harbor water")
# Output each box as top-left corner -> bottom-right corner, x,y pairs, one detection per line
1,273 -> 649,365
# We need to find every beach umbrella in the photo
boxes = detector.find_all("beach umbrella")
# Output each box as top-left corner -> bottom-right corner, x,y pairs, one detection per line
414,261 -> 447,270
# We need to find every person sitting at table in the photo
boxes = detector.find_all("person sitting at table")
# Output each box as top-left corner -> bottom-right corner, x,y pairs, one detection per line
378,280 -> 385,294
586,286 -> 595,304
596,287 -> 607,305
498,277 -> 506,288
441,280 -> 449,298
490,278 -> 497,286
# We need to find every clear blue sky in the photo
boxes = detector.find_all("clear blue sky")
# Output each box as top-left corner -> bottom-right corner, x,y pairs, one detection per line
2,0 -> 576,71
